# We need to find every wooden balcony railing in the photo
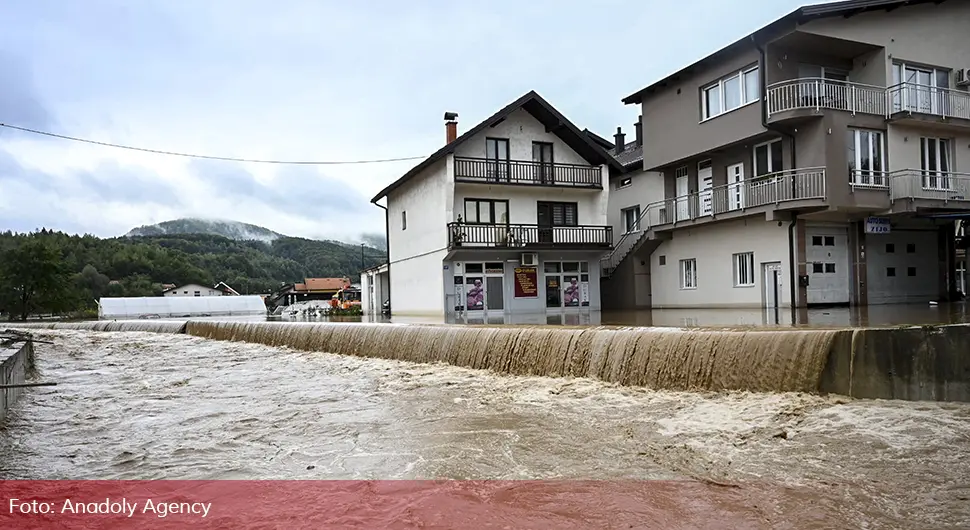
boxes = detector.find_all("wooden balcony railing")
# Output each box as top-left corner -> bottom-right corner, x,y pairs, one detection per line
453,157 -> 602,188
448,222 -> 612,249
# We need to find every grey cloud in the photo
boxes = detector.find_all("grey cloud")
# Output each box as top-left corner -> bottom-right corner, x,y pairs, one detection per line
0,52 -> 54,131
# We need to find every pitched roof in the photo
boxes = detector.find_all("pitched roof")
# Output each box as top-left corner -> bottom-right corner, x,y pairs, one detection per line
301,278 -> 351,291
621,0 -> 947,105
582,130 -> 644,172
371,90 -> 624,203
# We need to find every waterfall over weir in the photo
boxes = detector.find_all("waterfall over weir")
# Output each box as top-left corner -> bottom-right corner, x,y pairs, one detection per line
8,321 -> 187,334
186,321 -> 847,394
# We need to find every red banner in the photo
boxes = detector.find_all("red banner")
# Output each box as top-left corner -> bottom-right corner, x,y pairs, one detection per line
513,267 -> 538,298
0,479 -> 838,528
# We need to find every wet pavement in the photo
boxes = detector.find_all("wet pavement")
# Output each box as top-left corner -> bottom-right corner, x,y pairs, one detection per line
1,329 -> 969,527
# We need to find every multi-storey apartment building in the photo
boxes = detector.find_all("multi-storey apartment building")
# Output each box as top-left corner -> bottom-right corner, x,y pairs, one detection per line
601,0 -> 970,310
370,91 -> 622,320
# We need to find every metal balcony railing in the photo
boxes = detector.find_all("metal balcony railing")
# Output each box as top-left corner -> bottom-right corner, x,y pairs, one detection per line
850,169 -> 890,189
448,222 -> 612,249
453,157 -> 602,188
601,167 -> 826,274
888,170 -> 970,203
767,78 -> 970,121
767,78 -> 886,116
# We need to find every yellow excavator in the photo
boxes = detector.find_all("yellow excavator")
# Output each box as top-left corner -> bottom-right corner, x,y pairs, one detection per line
330,289 -> 362,310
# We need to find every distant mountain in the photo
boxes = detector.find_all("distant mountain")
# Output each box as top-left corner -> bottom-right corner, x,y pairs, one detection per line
126,218 -> 284,243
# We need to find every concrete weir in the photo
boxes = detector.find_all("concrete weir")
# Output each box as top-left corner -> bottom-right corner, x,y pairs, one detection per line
1,334 -> 36,423
9,320 -> 970,402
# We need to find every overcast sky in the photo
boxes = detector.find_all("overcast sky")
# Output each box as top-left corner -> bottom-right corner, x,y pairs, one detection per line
0,0 -> 816,241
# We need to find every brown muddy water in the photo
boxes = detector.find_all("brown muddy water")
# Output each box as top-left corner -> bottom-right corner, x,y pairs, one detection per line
1,329 -> 969,528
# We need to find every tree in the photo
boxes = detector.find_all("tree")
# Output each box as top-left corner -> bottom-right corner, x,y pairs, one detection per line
0,235 -> 73,321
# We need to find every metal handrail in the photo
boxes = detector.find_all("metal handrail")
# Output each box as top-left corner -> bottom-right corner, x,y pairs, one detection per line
886,82 -> 970,120
601,167 -> 827,273
887,169 -> 970,202
766,77 -> 886,116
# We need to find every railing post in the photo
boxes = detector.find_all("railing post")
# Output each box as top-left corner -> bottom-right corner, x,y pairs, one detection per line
851,85 -> 856,115
815,80 -> 820,112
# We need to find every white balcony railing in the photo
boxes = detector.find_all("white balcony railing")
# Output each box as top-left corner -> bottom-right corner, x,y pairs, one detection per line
767,79 -> 970,121
601,168 -> 826,273
887,82 -> 970,121
850,169 -> 890,189
767,78 -> 887,116
889,170 -> 970,203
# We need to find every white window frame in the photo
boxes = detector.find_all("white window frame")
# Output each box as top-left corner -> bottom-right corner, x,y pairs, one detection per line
892,61 -> 950,115
617,177 -> 633,190
702,66 -> 760,121
622,205 -> 641,234
848,128 -> 886,187
753,138 -> 783,177
679,258 -> 697,290
733,252 -> 755,287
920,137 -> 952,190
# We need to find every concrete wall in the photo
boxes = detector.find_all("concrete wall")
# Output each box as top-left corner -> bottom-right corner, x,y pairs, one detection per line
608,169 -> 665,233
650,217 -> 793,308
798,1 -> 970,85
1,341 -> 32,423
454,184 -> 607,227
386,157 -> 452,317
639,46 -> 766,170
887,124 -> 970,173
453,108 -> 591,166
820,324 -> 970,402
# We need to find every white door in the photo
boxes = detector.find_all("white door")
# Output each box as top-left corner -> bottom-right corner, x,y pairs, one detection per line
698,162 -> 713,216
806,226 -> 850,304
676,174 -> 689,221
762,262 -> 783,308
727,163 -> 745,210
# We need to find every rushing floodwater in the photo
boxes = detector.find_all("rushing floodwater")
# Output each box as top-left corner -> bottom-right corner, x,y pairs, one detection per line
2,330 -> 969,528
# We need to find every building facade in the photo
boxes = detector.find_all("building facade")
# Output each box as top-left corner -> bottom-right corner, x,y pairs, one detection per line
602,0 -> 970,310
163,283 -> 229,297
371,91 -> 622,321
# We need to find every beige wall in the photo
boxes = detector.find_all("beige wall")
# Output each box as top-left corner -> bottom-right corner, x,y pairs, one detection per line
454,184 -> 607,227
798,1 -> 970,84
650,217 -> 793,308
608,169 -> 664,235
887,124 -> 970,173
639,47 -> 766,170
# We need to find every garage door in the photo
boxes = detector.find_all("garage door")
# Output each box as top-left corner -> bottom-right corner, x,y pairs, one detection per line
806,225 -> 850,305
865,230 -> 939,304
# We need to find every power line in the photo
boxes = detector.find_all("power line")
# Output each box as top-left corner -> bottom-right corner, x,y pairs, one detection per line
0,122 -> 427,165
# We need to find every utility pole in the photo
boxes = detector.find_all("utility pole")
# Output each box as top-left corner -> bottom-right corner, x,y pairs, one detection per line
360,243 -> 365,270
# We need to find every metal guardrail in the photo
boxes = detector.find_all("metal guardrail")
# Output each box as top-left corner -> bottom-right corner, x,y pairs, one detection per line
889,170 -> 970,203
601,168 -> 826,275
453,157 -> 602,188
767,78 -> 970,121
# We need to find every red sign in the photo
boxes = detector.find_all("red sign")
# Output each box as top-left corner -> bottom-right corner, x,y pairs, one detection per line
514,267 -> 538,298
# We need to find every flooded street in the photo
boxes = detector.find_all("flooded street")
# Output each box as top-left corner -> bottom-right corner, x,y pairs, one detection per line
2,329 -> 969,528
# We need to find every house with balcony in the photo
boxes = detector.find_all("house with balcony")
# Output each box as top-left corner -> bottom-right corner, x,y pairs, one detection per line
601,0 -> 969,311
370,91 -> 622,320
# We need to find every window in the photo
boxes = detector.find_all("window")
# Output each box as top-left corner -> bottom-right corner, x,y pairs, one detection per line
659,255 -> 666,266
886,243 -> 895,253
812,262 -> 837,274
812,236 -> 823,246
464,199 -> 509,224
848,129 -> 886,186
887,267 -> 896,277
920,137 -> 952,189
825,263 -> 836,273
622,206 -> 641,233
824,236 -> 835,246
813,263 -> 824,273
618,177 -> 633,189
532,141 -> 554,183
908,267 -> 917,277
680,259 -> 697,289
401,211 -> 407,230
537,201 -> 578,227
702,66 -> 760,120
753,139 -> 783,177
906,243 -> 916,253
733,252 -> 755,287
194,291 -> 201,297
892,61 -> 950,115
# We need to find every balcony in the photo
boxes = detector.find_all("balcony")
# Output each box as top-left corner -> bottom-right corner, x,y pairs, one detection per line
767,78 -> 970,126
453,157 -> 602,189
767,78 -> 886,119
889,170 -> 970,204
601,168 -> 826,275
887,83 -> 970,124
448,222 -> 612,250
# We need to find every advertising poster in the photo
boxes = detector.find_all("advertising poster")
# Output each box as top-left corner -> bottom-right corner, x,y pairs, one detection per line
513,267 -> 538,298
454,276 -> 464,311
580,276 -> 590,307
563,275 -> 580,307
466,277 -> 484,310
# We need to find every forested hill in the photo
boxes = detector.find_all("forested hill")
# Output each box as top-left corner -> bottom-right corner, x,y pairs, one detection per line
0,229 -> 387,312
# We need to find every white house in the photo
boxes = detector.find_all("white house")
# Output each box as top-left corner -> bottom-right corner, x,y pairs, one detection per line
163,283 -> 233,297
369,91 -> 623,321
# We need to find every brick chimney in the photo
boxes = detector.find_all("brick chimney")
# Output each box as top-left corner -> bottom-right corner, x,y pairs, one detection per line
444,112 -> 458,144
613,126 -> 626,153
634,115 -> 643,147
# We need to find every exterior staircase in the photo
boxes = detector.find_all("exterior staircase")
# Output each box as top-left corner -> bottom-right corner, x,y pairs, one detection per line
600,202 -> 667,277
